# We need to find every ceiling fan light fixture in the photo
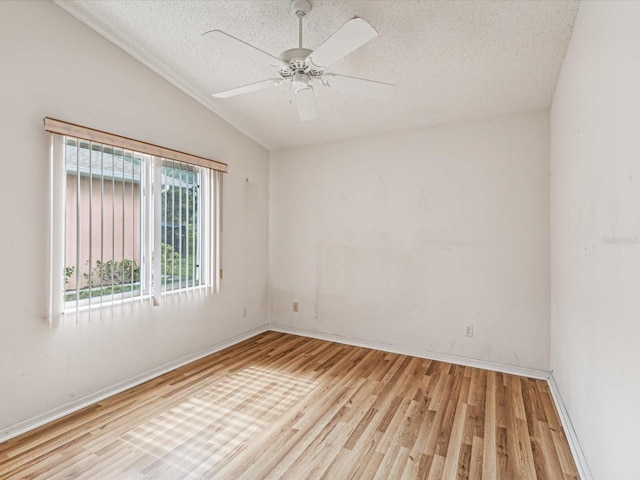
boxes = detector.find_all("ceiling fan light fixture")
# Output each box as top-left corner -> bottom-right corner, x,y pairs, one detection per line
295,85 -> 317,122
292,73 -> 311,91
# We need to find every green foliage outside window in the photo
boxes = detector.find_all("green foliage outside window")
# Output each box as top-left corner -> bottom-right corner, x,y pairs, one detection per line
85,258 -> 140,285
161,242 -> 182,280
65,266 -> 75,285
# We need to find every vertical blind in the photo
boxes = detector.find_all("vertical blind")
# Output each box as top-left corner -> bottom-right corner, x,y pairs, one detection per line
46,118 -> 225,320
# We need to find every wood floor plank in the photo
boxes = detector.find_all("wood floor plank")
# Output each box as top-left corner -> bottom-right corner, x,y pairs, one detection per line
482,370 -> 497,479
0,332 -> 580,479
469,435 -> 484,480
441,402 -> 467,478
538,419 -> 566,479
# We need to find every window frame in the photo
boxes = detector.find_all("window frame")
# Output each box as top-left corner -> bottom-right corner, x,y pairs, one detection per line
46,119 -> 225,321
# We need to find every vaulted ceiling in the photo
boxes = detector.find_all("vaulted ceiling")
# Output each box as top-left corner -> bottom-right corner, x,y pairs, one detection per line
55,0 -> 579,150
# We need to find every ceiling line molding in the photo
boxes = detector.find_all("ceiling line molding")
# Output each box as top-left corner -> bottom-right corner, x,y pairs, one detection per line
52,1 -> 271,150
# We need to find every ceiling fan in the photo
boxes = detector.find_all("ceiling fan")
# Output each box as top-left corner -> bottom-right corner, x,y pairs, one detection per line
203,0 -> 395,121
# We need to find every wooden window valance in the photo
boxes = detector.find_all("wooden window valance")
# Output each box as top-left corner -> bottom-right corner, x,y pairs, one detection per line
44,117 -> 227,173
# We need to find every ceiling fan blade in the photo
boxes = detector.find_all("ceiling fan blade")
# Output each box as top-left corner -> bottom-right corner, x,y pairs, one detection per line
321,74 -> 395,99
306,17 -> 378,70
295,87 -> 318,121
212,78 -> 283,98
203,30 -> 288,69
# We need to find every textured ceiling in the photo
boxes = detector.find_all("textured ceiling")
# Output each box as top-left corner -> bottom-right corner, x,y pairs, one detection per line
55,0 -> 579,150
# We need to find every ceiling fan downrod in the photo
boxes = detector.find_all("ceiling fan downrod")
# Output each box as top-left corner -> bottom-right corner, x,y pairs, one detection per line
278,0 -> 317,82
291,0 -> 312,49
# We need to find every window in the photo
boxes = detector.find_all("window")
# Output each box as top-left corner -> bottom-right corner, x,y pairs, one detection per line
46,118 -> 226,318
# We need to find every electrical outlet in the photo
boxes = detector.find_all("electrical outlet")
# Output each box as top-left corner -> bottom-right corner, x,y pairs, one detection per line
293,301 -> 299,312
464,325 -> 473,337
241,306 -> 247,317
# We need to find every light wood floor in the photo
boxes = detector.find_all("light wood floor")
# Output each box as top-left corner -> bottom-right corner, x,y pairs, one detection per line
0,332 -> 579,479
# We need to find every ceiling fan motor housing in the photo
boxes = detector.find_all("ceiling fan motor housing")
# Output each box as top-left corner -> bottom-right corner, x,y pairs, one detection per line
278,48 -> 322,79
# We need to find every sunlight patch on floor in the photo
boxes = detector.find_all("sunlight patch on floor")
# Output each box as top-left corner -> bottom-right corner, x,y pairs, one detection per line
119,366 -> 317,476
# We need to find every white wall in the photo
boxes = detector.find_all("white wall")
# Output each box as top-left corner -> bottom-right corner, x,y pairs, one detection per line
270,111 -> 550,370
0,0 -> 268,436
550,1 -> 640,478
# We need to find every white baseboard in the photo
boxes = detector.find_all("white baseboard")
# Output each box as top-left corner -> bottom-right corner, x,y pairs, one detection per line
0,325 -> 269,444
547,373 -> 593,480
269,323 -> 550,380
